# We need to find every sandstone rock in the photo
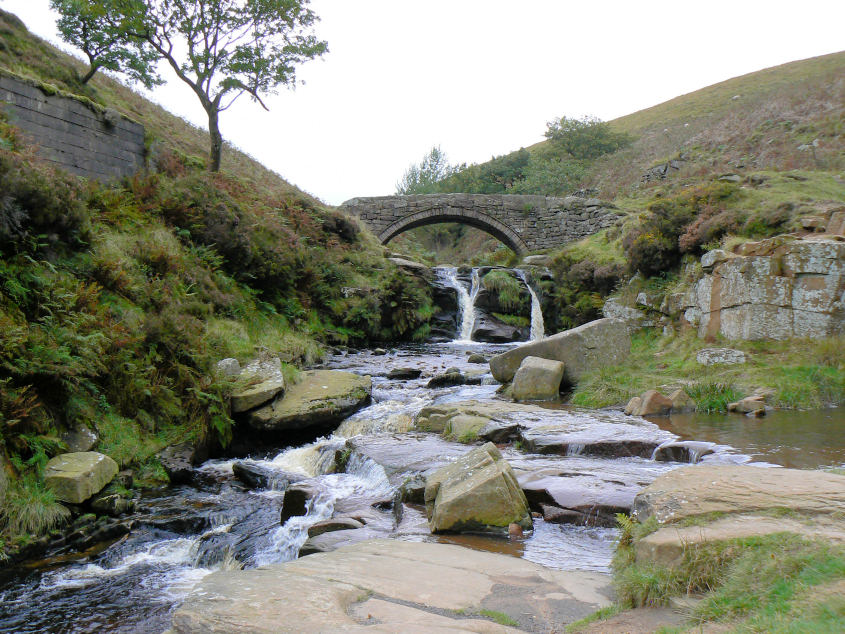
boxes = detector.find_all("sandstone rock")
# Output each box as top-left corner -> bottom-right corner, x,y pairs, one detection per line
728,395 -> 766,416
696,348 -> 746,365
171,539 -> 613,633
512,356 -> 565,401
425,442 -> 532,534
700,249 -> 736,271
280,482 -> 321,524
307,517 -> 365,538
828,210 -> 845,235
89,488 -> 135,516
232,461 -> 302,490
426,371 -> 466,388
467,353 -> 487,364
156,442 -> 203,484
387,257 -> 431,278
490,318 -> 630,384
668,388 -> 695,413
602,298 -> 649,332
44,452 -> 119,504
443,414 -> 489,441
801,216 -> 827,231
215,358 -> 240,378
249,370 -> 371,431
61,426 -> 98,453
633,390 -> 673,416
651,440 -> 715,463
633,465 -> 845,524
471,313 -> 527,343
230,358 -> 285,413
522,254 -> 552,266
624,397 -> 642,416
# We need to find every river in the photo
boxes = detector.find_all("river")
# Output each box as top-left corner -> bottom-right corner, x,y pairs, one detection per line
1,309 -> 843,632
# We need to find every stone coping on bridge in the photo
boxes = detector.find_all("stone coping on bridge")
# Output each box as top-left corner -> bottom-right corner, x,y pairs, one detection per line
339,193 -> 622,254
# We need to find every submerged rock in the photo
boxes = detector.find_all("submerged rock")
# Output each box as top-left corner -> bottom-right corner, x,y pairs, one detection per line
424,442 -> 532,534
249,370 -> 371,431
44,452 -> 119,504
490,317 -> 630,384
232,461 -> 302,490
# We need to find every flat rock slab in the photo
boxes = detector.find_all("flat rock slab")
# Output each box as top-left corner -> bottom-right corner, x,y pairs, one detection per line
249,370 -> 371,431
634,465 -> 845,524
636,514 -> 845,567
171,539 -> 613,633
44,451 -> 118,504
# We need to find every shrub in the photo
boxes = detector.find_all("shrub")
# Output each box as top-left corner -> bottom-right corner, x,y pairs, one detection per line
686,380 -> 742,413
481,270 -> 528,314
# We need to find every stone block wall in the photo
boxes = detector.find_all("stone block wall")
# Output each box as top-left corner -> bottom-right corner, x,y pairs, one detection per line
0,74 -> 145,181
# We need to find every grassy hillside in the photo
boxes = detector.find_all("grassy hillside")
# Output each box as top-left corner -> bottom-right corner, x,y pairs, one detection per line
0,9 -> 435,549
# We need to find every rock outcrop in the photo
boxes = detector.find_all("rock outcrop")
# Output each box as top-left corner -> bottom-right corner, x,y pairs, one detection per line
424,442 -> 532,534
682,236 -> 845,340
249,370 -> 371,431
44,452 -> 119,504
230,357 -> 286,413
171,539 -> 613,633
490,318 -> 630,384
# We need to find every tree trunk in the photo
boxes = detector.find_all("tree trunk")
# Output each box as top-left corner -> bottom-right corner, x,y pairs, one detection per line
81,64 -> 99,84
207,108 -> 223,172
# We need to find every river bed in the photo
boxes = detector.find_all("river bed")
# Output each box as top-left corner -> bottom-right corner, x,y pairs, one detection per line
1,341 -> 843,633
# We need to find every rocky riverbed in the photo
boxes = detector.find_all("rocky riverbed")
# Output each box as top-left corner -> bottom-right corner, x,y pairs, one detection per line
1,342 -> 842,633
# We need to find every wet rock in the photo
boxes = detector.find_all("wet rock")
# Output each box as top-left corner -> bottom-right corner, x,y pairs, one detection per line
512,356 -> 564,401
651,440 -> 716,463
89,490 -> 135,516
280,482 -> 321,524
728,395 -> 766,416
426,371 -> 466,388
61,426 -> 98,452
44,452 -> 119,504
470,312 -> 527,343
696,348 -> 746,365
490,318 -> 630,384
399,473 -> 427,504
232,461 -> 302,490
215,357 -> 241,378
385,367 -> 422,380
371,348 -> 387,356
172,540 -> 613,633
231,358 -> 286,413
478,420 -> 522,443
631,390 -> 673,417
467,353 -> 487,364
307,517 -> 366,538
441,414 -> 488,442
249,370 -> 371,431
156,443 -> 201,485
425,442 -> 532,534
520,430 -> 661,459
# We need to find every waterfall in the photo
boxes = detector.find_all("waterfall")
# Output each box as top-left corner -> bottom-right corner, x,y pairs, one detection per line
517,269 -> 545,341
436,267 -> 479,342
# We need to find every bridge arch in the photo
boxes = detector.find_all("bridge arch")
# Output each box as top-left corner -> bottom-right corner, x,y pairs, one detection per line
378,208 -> 529,255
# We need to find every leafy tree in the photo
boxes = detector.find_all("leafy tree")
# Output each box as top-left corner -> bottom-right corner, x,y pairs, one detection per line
120,0 -> 327,172
50,0 -> 162,86
544,115 -> 632,160
396,146 -> 455,194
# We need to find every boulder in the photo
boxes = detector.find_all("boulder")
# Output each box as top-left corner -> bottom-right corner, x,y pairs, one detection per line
633,465 -> 845,524
387,257 -> 431,278
442,414 -> 489,441
511,356 -> 565,401
728,395 -> 766,416
171,539 -> 613,633
696,348 -> 746,365
280,481 -> 321,524
232,461 -> 302,490
307,517 -> 365,538
490,318 -> 630,384
827,210 -> 845,235
602,297 -> 649,331
230,358 -> 286,413
632,390 -> 673,417
624,397 -> 642,416
61,426 -> 98,453
467,353 -> 487,364
89,488 -> 135,516
426,371 -> 466,388
522,255 -> 552,266
471,313 -> 527,343
668,388 -> 694,413
249,370 -> 371,431
424,442 -> 532,534
44,452 -> 119,504
156,442 -> 204,484
385,367 -> 422,380
215,358 -> 241,378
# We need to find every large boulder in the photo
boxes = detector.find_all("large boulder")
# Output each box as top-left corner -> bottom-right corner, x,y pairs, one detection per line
490,318 -> 630,384
171,539 -> 612,633
511,356 -> 565,401
44,452 -> 119,504
424,442 -> 532,534
249,370 -> 371,431
230,358 -> 286,413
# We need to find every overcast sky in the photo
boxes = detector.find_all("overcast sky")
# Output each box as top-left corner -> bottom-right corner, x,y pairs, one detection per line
3,0 -> 844,204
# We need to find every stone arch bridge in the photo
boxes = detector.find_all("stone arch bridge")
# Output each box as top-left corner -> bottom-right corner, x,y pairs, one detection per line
339,193 -> 621,255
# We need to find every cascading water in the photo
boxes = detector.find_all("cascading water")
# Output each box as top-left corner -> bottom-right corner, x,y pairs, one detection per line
435,267 -> 480,342
516,269 -> 545,341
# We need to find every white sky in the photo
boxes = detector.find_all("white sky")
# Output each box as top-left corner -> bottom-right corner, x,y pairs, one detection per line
2,0 -> 844,205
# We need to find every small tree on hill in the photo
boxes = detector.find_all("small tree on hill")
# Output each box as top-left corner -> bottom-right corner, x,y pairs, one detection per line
51,0 -> 162,86
396,146 -> 455,194
544,115 -> 632,160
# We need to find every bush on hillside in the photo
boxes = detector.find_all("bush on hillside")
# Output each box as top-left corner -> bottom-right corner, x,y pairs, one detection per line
546,255 -> 625,331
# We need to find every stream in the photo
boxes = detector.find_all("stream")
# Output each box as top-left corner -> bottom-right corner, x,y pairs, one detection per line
1,270 -> 844,633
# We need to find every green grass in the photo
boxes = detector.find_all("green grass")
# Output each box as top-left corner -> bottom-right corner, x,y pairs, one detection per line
478,609 -> 519,627
481,270 -> 528,313
570,330 -> 845,409
565,605 -> 623,632
491,312 -> 530,328
0,475 -> 70,537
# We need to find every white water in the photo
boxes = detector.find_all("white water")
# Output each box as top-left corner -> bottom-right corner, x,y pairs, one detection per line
516,269 -> 545,341
436,267 -> 481,342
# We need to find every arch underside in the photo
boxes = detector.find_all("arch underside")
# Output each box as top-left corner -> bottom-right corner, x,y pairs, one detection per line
378,209 -> 529,255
